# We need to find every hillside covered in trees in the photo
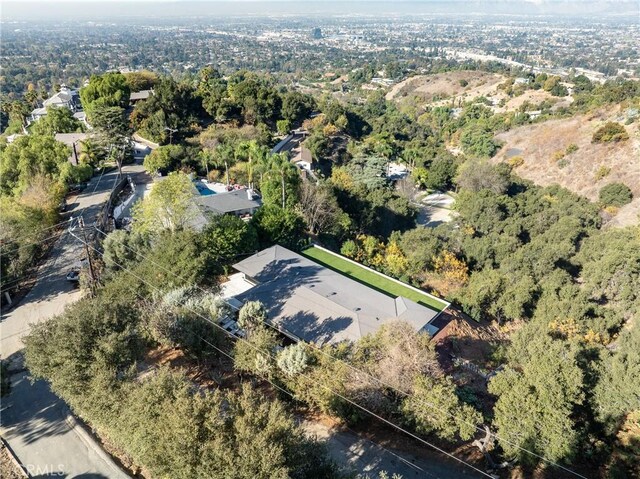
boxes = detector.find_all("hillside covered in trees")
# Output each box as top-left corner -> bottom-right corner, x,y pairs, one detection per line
3,60 -> 639,478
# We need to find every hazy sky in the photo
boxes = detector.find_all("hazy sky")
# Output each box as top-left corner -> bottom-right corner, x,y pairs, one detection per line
2,0 -> 637,21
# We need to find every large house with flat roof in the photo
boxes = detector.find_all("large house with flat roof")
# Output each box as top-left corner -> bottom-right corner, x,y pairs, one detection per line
231,245 -> 443,345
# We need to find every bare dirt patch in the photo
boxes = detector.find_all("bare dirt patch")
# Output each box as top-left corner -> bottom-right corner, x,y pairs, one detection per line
494,108 -> 640,227
0,441 -> 26,479
496,89 -> 572,112
387,71 -> 506,104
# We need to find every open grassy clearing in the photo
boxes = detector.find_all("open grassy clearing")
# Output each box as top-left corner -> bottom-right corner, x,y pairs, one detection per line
302,246 -> 448,312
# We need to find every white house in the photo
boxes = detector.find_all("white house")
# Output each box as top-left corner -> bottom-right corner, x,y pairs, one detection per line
29,84 -> 83,124
291,146 -> 314,172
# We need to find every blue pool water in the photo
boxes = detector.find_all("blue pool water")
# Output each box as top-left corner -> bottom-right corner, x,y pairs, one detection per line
195,182 -> 216,196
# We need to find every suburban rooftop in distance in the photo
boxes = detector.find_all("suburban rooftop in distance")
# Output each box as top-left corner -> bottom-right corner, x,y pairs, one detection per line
233,245 -> 446,345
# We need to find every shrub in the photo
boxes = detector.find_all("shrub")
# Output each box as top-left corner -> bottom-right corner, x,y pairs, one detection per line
565,143 -> 579,155
599,182 -> 633,207
594,166 -> 611,181
592,122 -> 629,143
507,156 -> 524,168
552,150 -> 566,162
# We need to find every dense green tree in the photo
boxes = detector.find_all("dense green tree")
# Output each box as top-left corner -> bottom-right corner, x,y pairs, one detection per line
24,283 -> 143,399
304,131 -> 330,161
134,77 -> 201,144
281,91 -> 315,126
398,227 -> 444,275
133,230 -> 218,293
0,177 -> 67,290
30,106 -> 84,135
196,67 -> 229,120
227,71 -> 282,126
593,324 -> 640,432
102,229 -> 150,272
202,214 -> 259,266
460,124 -> 501,158
424,155 -> 458,191
0,135 -> 78,195
575,226 -> 640,318
146,287 -> 226,360
251,204 -> 307,250
402,375 -> 482,441
143,144 -> 188,174
79,72 -> 130,122
197,382 -> 339,478
233,323 -> 280,377
489,330 -> 584,465
132,172 -> 196,234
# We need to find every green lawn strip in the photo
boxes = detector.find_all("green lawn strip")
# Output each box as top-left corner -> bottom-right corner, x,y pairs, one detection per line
301,247 -> 446,312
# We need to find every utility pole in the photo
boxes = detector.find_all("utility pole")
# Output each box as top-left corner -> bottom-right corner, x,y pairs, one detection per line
165,127 -> 177,145
78,216 -> 97,296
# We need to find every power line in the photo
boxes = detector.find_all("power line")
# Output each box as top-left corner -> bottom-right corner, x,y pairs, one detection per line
0,218 -> 72,254
127,300 -> 438,479
0,230 -> 67,258
73,229 -> 490,479
92,224 -> 588,479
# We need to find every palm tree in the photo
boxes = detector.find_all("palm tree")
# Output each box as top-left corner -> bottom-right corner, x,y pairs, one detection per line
78,138 -> 104,167
245,141 -> 270,189
199,148 -> 215,178
266,152 -> 297,209
212,143 -> 235,186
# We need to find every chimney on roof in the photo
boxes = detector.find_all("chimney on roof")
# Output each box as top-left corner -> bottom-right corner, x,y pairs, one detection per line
247,188 -> 254,200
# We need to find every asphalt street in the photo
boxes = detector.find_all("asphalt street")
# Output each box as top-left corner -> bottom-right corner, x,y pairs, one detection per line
0,164 -> 146,478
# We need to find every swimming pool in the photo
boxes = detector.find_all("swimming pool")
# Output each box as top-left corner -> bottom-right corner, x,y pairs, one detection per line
194,182 -> 216,196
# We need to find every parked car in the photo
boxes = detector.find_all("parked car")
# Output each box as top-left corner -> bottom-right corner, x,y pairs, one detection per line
65,270 -> 80,283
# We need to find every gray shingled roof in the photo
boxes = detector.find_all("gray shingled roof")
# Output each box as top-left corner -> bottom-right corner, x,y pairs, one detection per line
130,90 -> 153,101
195,188 -> 262,215
233,245 -> 440,345
54,132 -> 91,146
